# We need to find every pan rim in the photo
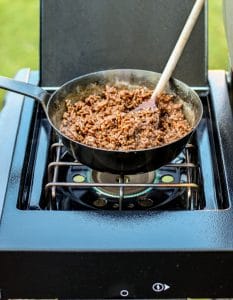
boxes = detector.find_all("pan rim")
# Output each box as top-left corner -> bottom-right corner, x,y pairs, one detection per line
46,69 -> 204,154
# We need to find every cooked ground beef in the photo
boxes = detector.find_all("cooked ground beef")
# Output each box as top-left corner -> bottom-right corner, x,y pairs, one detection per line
60,85 -> 192,150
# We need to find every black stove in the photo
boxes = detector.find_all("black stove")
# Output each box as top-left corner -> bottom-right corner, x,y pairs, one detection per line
1,0 -> 233,299
21,92 -> 221,213
0,69 -> 233,300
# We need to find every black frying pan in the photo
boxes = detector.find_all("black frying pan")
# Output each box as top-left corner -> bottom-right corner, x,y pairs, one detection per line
0,69 -> 203,174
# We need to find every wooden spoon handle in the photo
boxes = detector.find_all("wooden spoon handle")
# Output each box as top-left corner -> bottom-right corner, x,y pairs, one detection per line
151,0 -> 205,102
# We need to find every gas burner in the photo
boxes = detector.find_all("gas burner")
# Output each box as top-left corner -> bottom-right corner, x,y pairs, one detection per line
90,171 -> 156,198
55,157 -> 192,210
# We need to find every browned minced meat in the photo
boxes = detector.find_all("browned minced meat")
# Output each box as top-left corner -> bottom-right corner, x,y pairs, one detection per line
60,85 -> 192,150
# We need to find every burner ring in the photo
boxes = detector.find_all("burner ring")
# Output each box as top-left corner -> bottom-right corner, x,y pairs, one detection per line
90,170 -> 157,198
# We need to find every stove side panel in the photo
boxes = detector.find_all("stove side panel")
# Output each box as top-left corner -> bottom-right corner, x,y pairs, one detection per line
0,69 -> 32,220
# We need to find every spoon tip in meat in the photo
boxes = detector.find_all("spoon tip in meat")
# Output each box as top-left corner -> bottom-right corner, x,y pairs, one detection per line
133,97 -> 157,112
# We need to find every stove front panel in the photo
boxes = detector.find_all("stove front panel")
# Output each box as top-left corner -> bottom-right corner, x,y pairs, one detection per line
1,251 -> 233,299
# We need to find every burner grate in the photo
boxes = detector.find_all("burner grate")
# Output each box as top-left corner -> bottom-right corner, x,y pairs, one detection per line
44,140 -> 203,211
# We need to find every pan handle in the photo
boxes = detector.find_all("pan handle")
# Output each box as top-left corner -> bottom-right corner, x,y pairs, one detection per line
0,76 -> 49,111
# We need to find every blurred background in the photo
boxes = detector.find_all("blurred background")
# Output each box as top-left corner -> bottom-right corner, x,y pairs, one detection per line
0,0 -> 229,107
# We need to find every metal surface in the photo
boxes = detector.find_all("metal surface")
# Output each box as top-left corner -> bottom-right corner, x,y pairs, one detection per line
0,70 -> 232,298
0,69 -> 203,174
208,70 -> 233,202
40,0 -> 207,87
0,69 -> 31,220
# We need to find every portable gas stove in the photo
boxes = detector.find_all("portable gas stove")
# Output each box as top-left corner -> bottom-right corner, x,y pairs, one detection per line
1,0 -> 233,299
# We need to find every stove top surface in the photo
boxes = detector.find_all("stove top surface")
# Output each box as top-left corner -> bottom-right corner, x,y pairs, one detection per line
0,68 -> 232,250
1,69 -> 233,299
12,74 -> 224,214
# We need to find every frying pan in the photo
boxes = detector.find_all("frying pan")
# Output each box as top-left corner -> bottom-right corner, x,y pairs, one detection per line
0,69 -> 203,174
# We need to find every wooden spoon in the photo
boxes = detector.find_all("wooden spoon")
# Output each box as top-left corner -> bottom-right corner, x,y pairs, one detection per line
135,0 -> 205,111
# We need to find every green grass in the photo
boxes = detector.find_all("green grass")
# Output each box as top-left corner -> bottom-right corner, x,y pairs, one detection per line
0,0 -> 39,108
208,0 -> 229,69
0,0 -> 39,77
0,0 -> 230,109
